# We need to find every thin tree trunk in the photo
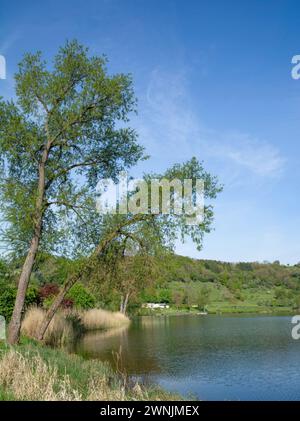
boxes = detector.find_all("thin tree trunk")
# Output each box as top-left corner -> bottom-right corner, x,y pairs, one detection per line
38,214 -> 151,341
122,292 -> 130,315
37,276 -> 77,341
120,295 -> 124,313
7,143 -> 50,345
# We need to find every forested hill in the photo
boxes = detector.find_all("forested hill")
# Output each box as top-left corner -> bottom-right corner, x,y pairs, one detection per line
141,255 -> 300,314
1,254 -> 300,316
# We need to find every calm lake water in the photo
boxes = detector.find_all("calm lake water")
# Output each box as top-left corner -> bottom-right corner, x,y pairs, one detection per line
72,314 -> 300,400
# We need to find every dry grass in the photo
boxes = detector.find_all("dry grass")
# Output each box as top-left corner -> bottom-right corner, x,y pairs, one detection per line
21,307 -> 73,346
0,346 -> 179,401
21,307 -> 130,346
80,309 -> 130,331
0,349 -> 81,400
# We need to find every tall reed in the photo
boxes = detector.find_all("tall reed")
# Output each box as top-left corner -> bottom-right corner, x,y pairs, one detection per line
21,307 -> 74,346
80,308 -> 130,331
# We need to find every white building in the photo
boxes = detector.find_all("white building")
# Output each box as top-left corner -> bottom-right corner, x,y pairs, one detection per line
142,303 -> 170,309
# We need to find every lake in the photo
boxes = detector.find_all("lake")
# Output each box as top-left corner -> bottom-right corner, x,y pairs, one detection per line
72,314 -> 300,400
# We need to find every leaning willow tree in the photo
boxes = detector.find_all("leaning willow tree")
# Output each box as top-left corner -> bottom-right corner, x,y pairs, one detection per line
0,40 -> 145,344
37,157 -> 222,340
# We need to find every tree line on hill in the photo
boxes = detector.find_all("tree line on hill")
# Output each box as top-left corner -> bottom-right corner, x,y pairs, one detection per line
1,253 -> 299,319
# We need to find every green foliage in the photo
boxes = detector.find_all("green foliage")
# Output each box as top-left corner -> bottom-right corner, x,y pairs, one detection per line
66,283 -> 95,309
0,289 -> 15,321
0,286 -> 39,321
138,255 -> 300,314
42,296 -> 55,310
156,289 -> 171,303
25,287 -> 39,307
0,40 -> 145,258
196,285 -> 211,310
0,259 -> 11,294
236,262 -> 253,271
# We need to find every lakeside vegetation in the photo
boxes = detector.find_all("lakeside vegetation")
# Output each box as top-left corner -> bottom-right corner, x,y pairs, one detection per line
0,252 -> 299,324
20,306 -> 130,346
0,339 -> 179,401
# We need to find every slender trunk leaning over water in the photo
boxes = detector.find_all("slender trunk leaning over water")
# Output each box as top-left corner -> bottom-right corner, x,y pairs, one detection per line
37,214 -> 151,341
120,292 -> 130,315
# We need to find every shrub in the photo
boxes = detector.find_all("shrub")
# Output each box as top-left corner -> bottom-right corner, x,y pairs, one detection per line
0,287 -> 39,321
157,289 -> 171,303
39,282 -> 75,310
42,295 -> 74,310
38,283 -> 59,301
0,289 -> 15,321
66,283 -> 96,309
26,286 -> 40,306
42,296 -> 55,310
61,298 -> 74,309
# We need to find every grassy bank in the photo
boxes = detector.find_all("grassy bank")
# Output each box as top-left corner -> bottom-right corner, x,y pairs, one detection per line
138,303 -> 294,316
0,339 -> 179,401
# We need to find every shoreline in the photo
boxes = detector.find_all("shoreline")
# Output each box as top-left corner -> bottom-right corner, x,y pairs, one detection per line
0,338 -> 180,401
137,306 -> 296,317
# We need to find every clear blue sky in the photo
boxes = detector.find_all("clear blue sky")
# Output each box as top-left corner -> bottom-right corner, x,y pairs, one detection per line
1,0 -> 300,264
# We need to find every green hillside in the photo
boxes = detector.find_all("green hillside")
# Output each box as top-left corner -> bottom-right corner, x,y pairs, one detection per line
1,253 -> 300,317
139,255 -> 300,315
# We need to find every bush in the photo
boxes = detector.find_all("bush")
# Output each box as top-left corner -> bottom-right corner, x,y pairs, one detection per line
157,289 -> 171,303
26,287 -> 40,307
61,298 -> 74,309
66,283 -> 96,309
0,289 -> 15,321
38,283 -> 59,301
0,287 -> 39,321
42,295 -> 74,310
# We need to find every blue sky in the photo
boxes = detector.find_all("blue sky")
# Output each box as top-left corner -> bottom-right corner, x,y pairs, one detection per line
1,0 -> 300,264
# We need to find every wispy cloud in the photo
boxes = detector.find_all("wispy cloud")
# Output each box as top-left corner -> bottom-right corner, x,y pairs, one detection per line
0,31 -> 21,55
135,67 -> 285,182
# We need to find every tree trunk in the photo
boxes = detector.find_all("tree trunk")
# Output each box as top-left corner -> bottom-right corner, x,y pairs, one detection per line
7,232 -> 41,344
122,292 -> 130,315
7,145 -> 50,345
37,276 -> 77,341
120,295 -> 124,313
37,214 -> 150,341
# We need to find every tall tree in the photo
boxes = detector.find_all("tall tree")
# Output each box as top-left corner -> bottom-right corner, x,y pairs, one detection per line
37,158 -> 222,340
0,40 -> 144,344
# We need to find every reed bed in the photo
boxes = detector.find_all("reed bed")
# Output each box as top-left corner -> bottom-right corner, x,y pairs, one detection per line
21,307 -> 130,346
80,309 -> 130,331
21,307 -> 73,346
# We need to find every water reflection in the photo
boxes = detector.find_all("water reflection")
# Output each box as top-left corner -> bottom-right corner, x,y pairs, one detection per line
74,322 -> 162,374
73,315 -> 300,400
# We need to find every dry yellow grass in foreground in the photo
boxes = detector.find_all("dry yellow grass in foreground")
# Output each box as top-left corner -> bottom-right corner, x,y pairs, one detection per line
0,349 -> 138,400
0,344 -> 180,401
